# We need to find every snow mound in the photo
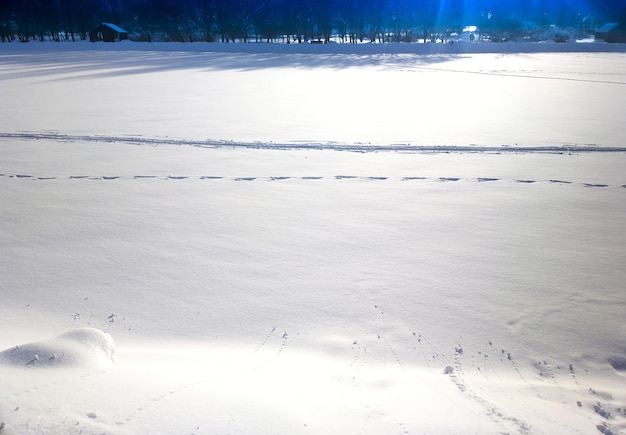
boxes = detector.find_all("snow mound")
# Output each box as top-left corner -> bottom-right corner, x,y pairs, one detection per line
0,328 -> 115,368
609,356 -> 626,372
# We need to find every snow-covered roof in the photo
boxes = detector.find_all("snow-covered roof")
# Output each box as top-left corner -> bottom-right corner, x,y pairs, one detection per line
596,22 -> 619,33
100,22 -> 128,33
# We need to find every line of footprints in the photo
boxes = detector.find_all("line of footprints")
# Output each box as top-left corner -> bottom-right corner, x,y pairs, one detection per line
1,173 -> 623,188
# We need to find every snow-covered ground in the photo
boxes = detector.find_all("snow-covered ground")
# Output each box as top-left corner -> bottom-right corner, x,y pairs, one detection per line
1,41 -> 625,434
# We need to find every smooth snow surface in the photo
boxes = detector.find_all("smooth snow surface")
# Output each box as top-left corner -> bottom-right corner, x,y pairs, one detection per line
2,41 -> 626,148
1,41 -> 626,434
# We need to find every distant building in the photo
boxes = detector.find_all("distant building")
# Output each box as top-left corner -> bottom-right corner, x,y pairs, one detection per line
595,23 -> 626,43
89,23 -> 128,42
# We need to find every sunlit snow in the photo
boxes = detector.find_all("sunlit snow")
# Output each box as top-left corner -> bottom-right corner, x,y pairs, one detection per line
1,41 -> 625,435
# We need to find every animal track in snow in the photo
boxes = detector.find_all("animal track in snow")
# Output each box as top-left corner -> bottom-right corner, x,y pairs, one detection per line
445,342 -> 534,434
378,335 -> 404,369
120,327 -> 292,428
249,328 -> 290,370
410,334 -> 590,434
400,331 -> 534,434
252,326 -> 277,353
371,305 -> 405,369
412,333 -> 433,372
348,340 -> 367,369
531,359 -> 568,400
592,401 -> 626,435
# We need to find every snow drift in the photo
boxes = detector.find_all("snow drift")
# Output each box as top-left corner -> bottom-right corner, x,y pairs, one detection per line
0,328 -> 115,368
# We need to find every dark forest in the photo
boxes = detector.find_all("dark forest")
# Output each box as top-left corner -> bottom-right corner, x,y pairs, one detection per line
1,0 -> 625,43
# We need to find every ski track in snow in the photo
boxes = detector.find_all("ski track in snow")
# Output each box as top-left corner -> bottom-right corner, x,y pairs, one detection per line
1,133 -> 624,189
3,133 -> 625,434
2,131 -> 626,154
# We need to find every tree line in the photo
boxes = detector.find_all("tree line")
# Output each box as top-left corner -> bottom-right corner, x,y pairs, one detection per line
1,0 -> 624,43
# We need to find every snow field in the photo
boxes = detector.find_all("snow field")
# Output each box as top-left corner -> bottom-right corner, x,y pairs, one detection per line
1,42 -> 626,147
1,43 -> 626,434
